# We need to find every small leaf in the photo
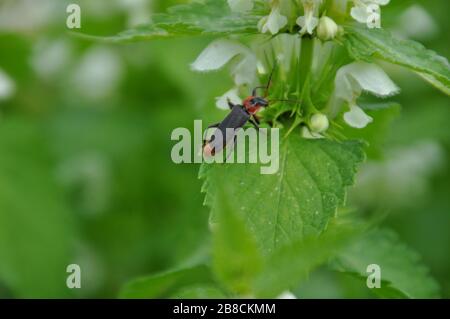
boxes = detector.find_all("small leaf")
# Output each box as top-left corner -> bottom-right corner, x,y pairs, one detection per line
85,0 -> 261,43
119,265 -> 216,298
212,185 -> 263,295
200,133 -> 365,255
344,25 -> 450,95
333,228 -> 440,298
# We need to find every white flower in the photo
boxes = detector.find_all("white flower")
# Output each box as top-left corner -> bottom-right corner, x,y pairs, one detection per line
343,103 -> 373,128
351,0 -> 390,29
316,16 -> 338,41
333,61 -> 399,128
191,39 -> 257,86
228,0 -> 254,12
296,0 -> 322,35
258,4 -> 288,35
0,68 -> 16,100
216,88 -> 242,110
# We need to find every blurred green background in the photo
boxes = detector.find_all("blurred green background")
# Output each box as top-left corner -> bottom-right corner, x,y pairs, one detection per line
0,0 -> 448,298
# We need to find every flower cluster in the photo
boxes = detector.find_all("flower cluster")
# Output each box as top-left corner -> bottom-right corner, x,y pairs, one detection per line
228,0 -> 390,36
189,0 -> 398,139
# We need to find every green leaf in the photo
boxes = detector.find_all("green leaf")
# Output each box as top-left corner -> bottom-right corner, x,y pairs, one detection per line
333,228 -> 440,299
0,120 -> 74,298
344,26 -> 450,95
212,185 -> 263,295
119,264 -> 216,298
200,133 -> 365,254
85,0 -> 261,43
254,222 -> 360,298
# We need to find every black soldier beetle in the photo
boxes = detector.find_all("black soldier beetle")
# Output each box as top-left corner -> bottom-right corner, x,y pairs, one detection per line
203,66 -> 299,157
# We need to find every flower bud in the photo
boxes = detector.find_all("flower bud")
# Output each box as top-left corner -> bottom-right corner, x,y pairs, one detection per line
309,113 -> 329,133
316,16 -> 338,41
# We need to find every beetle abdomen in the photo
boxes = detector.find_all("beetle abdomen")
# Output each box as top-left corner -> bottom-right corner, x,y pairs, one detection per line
207,105 -> 250,154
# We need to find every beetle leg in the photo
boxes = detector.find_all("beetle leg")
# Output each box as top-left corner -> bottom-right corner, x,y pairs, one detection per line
253,114 -> 261,125
249,117 -> 267,136
249,118 -> 260,130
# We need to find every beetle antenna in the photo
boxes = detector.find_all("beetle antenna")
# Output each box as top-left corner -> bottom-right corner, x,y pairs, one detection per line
251,62 -> 278,97
264,62 -> 277,98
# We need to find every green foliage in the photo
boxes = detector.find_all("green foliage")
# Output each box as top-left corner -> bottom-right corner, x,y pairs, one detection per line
212,186 -> 263,295
333,228 -> 440,298
0,0 -> 448,300
344,25 -> 450,95
0,120 -> 74,298
253,222 -> 360,298
120,265 -> 217,298
94,0 -> 261,43
201,134 -> 365,254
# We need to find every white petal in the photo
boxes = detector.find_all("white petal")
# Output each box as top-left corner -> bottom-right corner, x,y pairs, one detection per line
297,1 -> 320,34
260,7 -> 287,35
191,39 -> 251,72
296,16 -> 306,27
350,5 -> 369,23
306,17 -> 319,34
216,88 -> 242,110
0,68 -> 16,100
232,53 -> 258,86
228,0 -> 254,12
344,104 -> 373,128
335,61 -> 399,101
367,13 -> 381,28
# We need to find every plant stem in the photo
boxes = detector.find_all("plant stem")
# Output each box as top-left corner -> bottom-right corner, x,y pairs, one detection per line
298,36 -> 314,99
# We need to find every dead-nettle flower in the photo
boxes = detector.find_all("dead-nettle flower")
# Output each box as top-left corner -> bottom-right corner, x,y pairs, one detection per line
351,0 -> 390,29
333,61 -> 399,129
227,0 -> 254,12
258,0 -> 288,35
296,0 -> 322,35
190,39 -> 258,109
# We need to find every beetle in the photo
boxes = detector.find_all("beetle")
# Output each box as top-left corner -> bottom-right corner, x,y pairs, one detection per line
202,64 -> 305,157
203,65 -> 300,157
202,78 -> 275,157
